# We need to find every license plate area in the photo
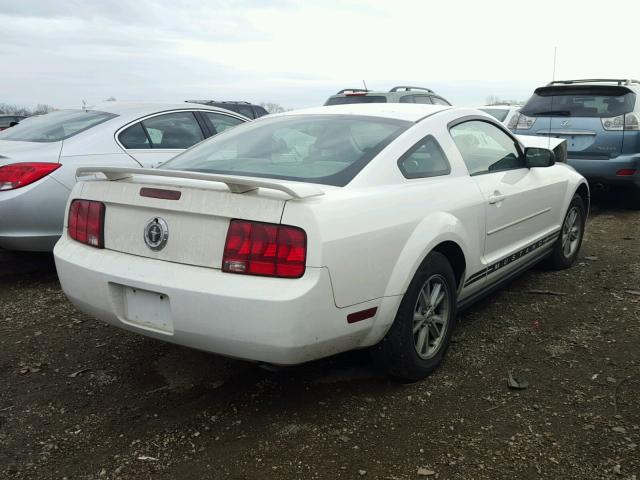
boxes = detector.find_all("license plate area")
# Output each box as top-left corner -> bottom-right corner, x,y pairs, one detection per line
122,286 -> 173,334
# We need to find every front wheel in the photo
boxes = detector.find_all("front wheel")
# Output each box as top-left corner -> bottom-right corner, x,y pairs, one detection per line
371,251 -> 457,381
547,194 -> 586,270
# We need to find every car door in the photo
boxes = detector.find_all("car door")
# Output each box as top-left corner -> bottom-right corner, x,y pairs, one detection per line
450,119 -> 564,279
117,111 -> 206,168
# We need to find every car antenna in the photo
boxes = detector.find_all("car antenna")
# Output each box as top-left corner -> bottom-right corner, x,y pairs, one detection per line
362,79 -> 368,91
549,47 -> 558,150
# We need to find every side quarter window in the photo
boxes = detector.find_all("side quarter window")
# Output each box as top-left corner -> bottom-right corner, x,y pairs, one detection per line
141,111 -> 204,149
118,122 -> 150,149
398,135 -> 451,179
450,120 -> 523,176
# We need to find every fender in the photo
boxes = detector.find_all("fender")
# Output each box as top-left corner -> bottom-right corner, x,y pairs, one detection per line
359,211 -> 475,347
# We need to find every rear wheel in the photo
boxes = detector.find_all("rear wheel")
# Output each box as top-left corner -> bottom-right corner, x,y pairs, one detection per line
371,252 -> 457,381
548,194 -> 585,269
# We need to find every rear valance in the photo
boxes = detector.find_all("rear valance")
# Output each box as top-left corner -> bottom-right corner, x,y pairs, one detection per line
76,167 -> 325,199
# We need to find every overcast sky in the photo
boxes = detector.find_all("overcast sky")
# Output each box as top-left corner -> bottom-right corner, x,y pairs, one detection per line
1,0 -> 639,110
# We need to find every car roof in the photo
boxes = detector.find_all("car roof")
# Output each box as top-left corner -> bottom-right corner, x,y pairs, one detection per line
480,105 -> 520,110
88,102 -> 243,119
279,103 -> 452,122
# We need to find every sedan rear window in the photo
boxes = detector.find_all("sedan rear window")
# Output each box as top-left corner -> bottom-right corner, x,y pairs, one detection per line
0,110 -> 117,142
325,96 -> 388,106
163,114 -> 410,186
520,86 -> 636,118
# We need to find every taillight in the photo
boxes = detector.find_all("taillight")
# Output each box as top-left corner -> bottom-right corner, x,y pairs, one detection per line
601,113 -> 640,131
616,169 -> 637,176
68,199 -> 105,248
514,113 -> 536,130
0,162 -> 61,191
222,220 -> 306,278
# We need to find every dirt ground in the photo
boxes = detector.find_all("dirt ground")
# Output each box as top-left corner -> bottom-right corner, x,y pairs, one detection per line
1,195 -> 639,480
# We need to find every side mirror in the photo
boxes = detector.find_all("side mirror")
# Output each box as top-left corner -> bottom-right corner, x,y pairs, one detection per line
525,147 -> 555,168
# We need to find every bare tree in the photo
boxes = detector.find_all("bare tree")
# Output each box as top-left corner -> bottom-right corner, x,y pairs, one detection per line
260,102 -> 287,114
0,103 -> 55,116
104,96 -> 117,102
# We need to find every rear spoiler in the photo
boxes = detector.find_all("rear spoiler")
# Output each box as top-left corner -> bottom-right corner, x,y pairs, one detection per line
76,167 -> 325,199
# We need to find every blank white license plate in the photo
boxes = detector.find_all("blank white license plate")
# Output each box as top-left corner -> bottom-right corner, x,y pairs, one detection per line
123,287 -> 173,334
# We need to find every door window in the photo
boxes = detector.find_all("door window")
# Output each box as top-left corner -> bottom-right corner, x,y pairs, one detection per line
450,120 -> 524,175
398,135 -> 450,178
413,95 -> 432,104
203,112 -> 244,134
141,112 -> 204,149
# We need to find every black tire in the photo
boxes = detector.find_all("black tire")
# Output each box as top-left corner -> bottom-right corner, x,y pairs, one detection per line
371,251 -> 457,381
547,194 -> 586,270
625,187 -> 640,210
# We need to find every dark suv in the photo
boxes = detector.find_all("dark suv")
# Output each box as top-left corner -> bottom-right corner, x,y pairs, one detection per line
185,100 -> 268,119
513,79 -> 640,205
324,86 -> 451,106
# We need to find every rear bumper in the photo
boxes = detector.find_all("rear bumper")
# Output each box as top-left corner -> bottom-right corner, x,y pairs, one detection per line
567,154 -> 640,190
53,237 -> 380,364
0,176 -> 69,251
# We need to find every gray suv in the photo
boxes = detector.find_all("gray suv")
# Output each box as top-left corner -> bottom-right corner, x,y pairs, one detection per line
324,86 -> 451,106
513,79 -> 640,206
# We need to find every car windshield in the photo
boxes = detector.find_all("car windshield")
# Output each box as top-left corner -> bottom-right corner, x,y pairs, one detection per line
479,108 -> 509,122
520,86 -> 636,118
0,109 -> 117,142
163,114 -> 410,186
325,96 -> 388,106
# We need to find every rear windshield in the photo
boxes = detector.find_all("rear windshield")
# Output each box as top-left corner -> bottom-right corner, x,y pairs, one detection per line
520,86 -> 636,118
163,114 -> 410,186
325,96 -> 388,106
0,109 -> 117,142
479,108 -> 509,122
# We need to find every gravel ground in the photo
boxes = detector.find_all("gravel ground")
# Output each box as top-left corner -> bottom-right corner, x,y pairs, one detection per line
1,196 -> 639,480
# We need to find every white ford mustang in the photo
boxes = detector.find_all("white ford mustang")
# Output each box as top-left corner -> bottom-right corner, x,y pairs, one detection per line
54,104 -> 588,380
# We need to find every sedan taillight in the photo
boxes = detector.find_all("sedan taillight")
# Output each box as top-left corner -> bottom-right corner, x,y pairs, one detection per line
222,219 -> 306,278
0,162 -> 61,191
68,199 -> 105,248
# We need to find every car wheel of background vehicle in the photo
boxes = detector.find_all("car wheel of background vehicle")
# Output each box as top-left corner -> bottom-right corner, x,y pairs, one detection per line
371,251 -> 457,381
547,194 -> 585,270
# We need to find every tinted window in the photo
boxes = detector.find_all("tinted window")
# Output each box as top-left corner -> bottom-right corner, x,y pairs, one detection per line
203,112 -> 244,134
237,105 -> 254,118
253,106 -> 269,117
520,86 -> 636,118
413,96 -> 432,104
450,120 -> 523,175
119,122 -> 150,149
141,112 -> 204,149
399,95 -> 414,103
479,108 -> 509,122
325,96 -> 388,106
431,97 -> 450,106
164,114 -> 410,186
0,110 -> 117,142
398,135 -> 450,178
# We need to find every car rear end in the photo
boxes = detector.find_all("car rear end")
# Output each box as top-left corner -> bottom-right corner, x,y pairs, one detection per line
53,111 -> 411,364
0,109 -> 119,250
513,81 -> 640,196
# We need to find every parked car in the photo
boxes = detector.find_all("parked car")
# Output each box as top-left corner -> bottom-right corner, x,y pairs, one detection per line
54,104 -> 588,380
185,100 -> 269,119
512,79 -> 640,205
478,105 -> 520,130
0,102 -> 247,251
324,86 -> 452,106
0,115 -> 26,131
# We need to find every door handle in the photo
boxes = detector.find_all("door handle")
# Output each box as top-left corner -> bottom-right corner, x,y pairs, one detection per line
488,192 -> 506,204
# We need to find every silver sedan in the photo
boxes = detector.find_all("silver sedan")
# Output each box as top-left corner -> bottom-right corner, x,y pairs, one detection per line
0,102 -> 247,251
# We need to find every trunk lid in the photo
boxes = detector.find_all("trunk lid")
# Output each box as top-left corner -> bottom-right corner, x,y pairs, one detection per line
77,169 -> 324,269
0,140 -> 63,166
531,117 -> 622,159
